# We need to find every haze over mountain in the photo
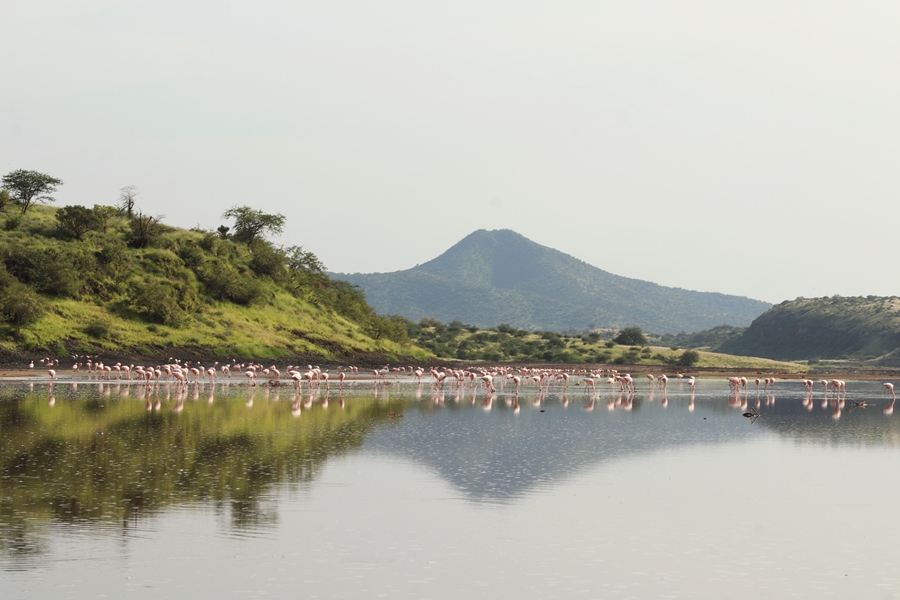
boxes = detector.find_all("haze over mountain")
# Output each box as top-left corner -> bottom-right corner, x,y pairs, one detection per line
333,229 -> 771,334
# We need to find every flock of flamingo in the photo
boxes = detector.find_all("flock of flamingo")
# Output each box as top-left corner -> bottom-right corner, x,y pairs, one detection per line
26,356 -> 897,418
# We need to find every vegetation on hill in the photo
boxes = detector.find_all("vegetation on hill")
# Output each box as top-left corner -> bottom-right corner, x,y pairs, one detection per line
717,296 -> 900,364
6,175 -> 884,371
333,229 -> 771,334
0,181 -> 423,363
403,319 -> 803,371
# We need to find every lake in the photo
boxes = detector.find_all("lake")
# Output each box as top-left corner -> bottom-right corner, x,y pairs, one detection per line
1,374 -> 899,599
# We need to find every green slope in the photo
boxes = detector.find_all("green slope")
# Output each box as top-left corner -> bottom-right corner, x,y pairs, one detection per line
334,229 -> 771,334
0,205 -> 426,363
719,296 -> 900,363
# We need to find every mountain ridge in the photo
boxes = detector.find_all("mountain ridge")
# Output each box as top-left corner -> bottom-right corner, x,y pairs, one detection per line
333,229 -> 771,334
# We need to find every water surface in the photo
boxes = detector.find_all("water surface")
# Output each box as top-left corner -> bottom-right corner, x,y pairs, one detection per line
1,376 -> 899,599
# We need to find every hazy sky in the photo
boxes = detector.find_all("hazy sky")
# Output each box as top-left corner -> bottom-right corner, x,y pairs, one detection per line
3,1 -> 899,304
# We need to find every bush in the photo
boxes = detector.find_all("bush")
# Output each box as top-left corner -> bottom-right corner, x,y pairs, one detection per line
4,245 -> 84,297
4,215 -> 22,231
177,243 -> 206,269
84,317 -> 115,340
613,327 -> 648,346
363,314 -> 411,344
0,281 -> 45,327
248,241 -> 286,279
676,350 -> 701,367
55,205 -> 104,240
199,266 -> 265,305
130,280 -> 187,326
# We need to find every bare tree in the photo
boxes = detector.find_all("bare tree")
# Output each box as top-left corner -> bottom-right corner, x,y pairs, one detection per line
118,185 -> 138,218
128,211 -> 163,248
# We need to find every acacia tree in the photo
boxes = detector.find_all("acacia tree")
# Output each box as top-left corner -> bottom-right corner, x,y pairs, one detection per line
2,169 -> 63,213
222,205 -> 286,246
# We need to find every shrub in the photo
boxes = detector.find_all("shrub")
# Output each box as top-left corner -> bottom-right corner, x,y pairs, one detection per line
177,243 -> 206,269
55,205 -> 104,240
676,350 -> 701,367
4,245 -> 84,297
84,317 -> 115,340
4,215 -> 22,231
248,241 -> 286,279
613,327 -> 648,346
130,280 -> 187,326
199,266 -> 265,305
0,281 -> 45,327
363,314 -> 411,344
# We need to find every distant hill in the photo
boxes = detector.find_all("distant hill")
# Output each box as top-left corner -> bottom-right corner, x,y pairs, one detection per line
332,229 -> 771,334
718,295 -> 900,363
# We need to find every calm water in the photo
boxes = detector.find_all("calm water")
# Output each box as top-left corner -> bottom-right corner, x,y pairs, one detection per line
1,375 -> 899,599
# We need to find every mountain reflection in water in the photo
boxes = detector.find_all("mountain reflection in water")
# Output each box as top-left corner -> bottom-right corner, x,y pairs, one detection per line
1,378 -> 899,565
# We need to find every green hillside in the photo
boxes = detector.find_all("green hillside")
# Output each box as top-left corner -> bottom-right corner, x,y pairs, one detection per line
334,229 -> 771,334
718,296 -> 900,363
0,203 -> 425,364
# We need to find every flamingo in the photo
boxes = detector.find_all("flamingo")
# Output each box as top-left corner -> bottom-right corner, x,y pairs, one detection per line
885,382 -> 895,400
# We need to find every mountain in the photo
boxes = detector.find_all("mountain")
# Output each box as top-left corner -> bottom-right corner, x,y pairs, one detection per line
332,229 -> 771,334
718,295 -> 900,363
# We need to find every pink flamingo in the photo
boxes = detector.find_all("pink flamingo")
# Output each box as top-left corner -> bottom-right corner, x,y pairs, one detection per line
291,372 -> 303,390
885,382 -> 895,400
172,370 -> 186,387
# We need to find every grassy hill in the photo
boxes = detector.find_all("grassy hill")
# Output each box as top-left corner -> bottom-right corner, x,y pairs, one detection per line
333,229 -> 771,334
0,204 -> 426,364
718,296 -> 900,364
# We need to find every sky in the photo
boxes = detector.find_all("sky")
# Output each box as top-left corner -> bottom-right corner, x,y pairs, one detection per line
3,1 -> 899,305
